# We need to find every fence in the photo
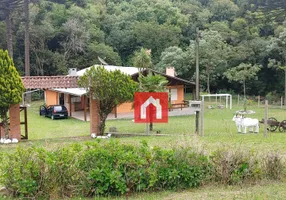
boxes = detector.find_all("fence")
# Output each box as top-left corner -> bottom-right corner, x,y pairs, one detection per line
236,95 -> 286,109
188,93 -> 286,109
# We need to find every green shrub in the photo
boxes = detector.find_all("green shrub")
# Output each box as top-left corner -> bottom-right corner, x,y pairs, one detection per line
1,141 -> 284,199
210,148 -> 262,184
0,147 -> 47,198
0,145 -> 84,199
263,152 -> 285,180
151,146 -> 211,190
0,141 -> 211,198
265,91 -> 282,105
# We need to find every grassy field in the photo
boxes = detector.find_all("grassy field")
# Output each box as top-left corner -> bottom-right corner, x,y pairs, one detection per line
83,181 -> 286,200
1,100 -> 286,199
9,100 -> 286,152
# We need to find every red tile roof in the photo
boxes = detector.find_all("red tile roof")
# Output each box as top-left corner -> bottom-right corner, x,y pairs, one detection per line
21,76 -> 79,89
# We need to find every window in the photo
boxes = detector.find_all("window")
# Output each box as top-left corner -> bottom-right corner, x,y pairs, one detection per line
170,88 -> 177,101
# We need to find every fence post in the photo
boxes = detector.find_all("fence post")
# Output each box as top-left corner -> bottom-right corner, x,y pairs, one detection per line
237,94 -> 239,106
264,100 -> 268,138
258,95 -> 260,107
200,100 -> 204,136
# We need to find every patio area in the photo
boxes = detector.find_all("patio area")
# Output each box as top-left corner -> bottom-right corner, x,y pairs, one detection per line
71,107 -> 197,121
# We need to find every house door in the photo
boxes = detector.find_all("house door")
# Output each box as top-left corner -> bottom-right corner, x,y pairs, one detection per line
59,93 -> 65,105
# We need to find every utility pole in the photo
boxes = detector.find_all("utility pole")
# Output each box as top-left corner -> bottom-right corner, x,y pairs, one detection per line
24,0 -> 30,76
195,27 -> 200,134
195,27 -> 200,100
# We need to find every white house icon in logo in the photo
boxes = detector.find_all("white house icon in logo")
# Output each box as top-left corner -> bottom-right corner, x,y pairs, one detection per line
141,96 -> 162,119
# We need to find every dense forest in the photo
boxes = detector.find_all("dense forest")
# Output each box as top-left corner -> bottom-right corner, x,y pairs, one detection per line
1,0 -> 286,96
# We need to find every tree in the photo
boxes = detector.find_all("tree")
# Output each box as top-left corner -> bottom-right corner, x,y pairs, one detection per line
248,0 -> 286,10
61,18 -> 90,62
268,59 -> 286,105
78,66 -> 137,135
138,73 -> 168,131
267,29 -> 286,105
138,73 -> 168,93
132,22 -> 181,63
133,48 -> 152,72
209,0 -> 239,21
156,46 -> 190,78
0,50 -> 25,138
24,0 -> 30,76
0,0 -> 24,58
187,30 -> 229,93
29,10 -> 56,75
224,63 -> 261,110
133,48 -> 168,131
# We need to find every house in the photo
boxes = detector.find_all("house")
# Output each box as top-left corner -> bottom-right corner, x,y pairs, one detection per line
44,65 -> 196,121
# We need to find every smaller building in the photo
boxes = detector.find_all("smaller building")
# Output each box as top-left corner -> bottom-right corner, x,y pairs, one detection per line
44,65 -> 195,120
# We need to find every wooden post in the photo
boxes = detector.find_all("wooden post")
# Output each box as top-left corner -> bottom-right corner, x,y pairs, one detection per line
69,95 -> 72,117
258,95 -> 260,107
200,100 -> 204,136
145,123 -> 149,135
90,95 -> 100,136
237,94 -> 239,106
115,106 -> 117,118
264,100 -> 268,138
230,95 -> 232,109
24,106 -> 28,139
9,104 -> 21,140
84,95 -> 87,122
195,111 -> 199,134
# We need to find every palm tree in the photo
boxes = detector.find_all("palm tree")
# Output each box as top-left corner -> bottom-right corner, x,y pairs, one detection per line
139,73 -> 168,131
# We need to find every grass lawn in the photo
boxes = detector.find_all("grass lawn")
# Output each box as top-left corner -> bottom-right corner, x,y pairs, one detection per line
86,181 -> 286,200
1,100 -> 286,199
12,100 -> 286,152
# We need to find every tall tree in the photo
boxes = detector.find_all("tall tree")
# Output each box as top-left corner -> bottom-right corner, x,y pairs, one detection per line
156,46 -> 190,79
133,48 -> 168,131
24,0 -> 30,76
224,63 -> 261,110
0,0 -> 24,58
0,50 -> 25,138
133,48 -> 152,73
268,59 -> 286,105
138,73 -> 168,131
267,29 -> 286,105
188,30 -> 229,93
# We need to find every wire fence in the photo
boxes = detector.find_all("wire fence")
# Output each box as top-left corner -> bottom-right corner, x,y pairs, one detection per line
187,93 -> 286,110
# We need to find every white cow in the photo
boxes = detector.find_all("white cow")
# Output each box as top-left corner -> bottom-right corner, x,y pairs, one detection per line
232,115 -> 259,134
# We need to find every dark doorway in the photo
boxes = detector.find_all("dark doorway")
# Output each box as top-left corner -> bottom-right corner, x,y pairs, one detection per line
59,93 -> 65,105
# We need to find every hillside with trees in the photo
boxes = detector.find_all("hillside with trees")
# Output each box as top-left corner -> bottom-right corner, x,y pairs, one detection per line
1,0 -> 286,96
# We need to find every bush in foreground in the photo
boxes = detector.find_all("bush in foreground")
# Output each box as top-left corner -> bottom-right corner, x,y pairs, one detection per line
0,141 -> 284,199
0,141 -> 210,199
